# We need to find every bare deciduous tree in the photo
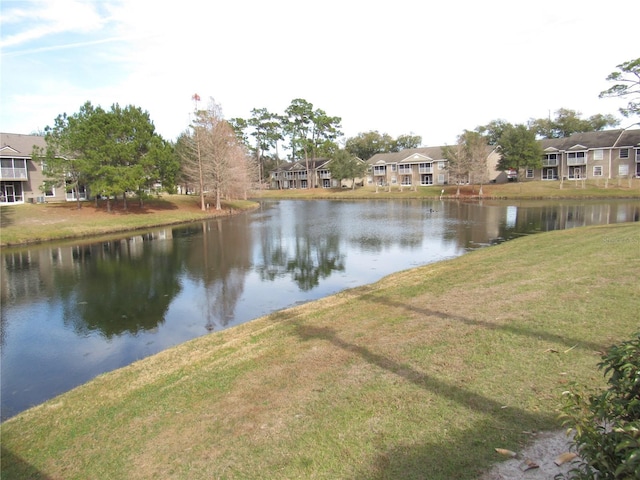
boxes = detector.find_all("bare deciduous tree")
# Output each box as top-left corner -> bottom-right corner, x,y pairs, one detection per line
442,139 -> 471,197
180,96 -> 254,210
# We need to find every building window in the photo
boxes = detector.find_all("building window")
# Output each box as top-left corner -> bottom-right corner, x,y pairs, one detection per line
438,161 -> 445,170
390,164 -> 397,172
619,164 -> 629,176
593,166 -> 603,176
43,183 -> 55,197
593,149 -> 603,161
620,148 -> 629,159
437,174 -> 445,184
526,169 -> 534,178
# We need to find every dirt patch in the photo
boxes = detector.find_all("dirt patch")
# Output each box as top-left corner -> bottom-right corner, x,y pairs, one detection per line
479,430 -> 580,479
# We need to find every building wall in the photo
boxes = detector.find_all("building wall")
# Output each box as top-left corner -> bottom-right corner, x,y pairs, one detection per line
529,146 -> 639,181
1,133 -> 76,204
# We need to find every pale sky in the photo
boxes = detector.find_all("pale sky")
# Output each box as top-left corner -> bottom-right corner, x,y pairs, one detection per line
1,0 -> 638,148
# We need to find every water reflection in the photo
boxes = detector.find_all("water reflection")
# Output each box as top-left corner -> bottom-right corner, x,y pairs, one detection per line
255,201 -> 345,290
1,199 -> 638,419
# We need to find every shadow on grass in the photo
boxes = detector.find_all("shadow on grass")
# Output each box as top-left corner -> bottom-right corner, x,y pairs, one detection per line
364,293 -> 607,354
1,446 -> 53,480
91,198 -> 182,215
294,323 -> 558,480
0,206 -> 16,228
287,289 -> 610,479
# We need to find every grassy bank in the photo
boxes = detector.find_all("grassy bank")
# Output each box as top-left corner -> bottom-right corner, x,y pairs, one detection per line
257,178 -> 640,200
0,195 -> 258,247
2,180 -> 638,248
2,222 -> 638,479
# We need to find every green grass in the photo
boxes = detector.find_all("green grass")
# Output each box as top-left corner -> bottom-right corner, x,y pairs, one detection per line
2,222 -> 639,479
0,195 -> 258,247
258,178 -> 640,200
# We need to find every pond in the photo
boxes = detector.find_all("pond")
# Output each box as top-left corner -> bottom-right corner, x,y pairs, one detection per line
1,198 -> 638,420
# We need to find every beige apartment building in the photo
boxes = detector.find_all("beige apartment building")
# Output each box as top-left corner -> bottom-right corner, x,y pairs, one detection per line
530,128 -> 640,181
1,132 -> 87,204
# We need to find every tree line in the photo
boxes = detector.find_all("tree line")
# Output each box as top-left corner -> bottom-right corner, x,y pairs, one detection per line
34,57 -> 638,206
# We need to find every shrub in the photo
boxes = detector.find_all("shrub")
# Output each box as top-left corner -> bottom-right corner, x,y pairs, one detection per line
558,332 -> 640,479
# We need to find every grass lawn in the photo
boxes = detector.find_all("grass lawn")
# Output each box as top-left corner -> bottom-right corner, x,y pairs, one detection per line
257,178 -> 640,200
1,222 -> 638,479
0,195 -> 258,247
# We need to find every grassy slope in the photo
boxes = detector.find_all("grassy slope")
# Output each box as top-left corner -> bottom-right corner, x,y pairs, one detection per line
1,222 -> 639,479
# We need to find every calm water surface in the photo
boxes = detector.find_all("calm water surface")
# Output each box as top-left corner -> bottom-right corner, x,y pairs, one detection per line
1,198 -> 638,420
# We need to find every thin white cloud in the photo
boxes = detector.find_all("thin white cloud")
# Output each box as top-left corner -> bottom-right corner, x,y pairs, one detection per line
0,0 -> 110,48
1,0 -> 638,144
1,35 -> 137,57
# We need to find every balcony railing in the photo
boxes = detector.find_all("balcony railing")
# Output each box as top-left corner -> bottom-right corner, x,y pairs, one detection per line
419,166 -> 433,174
0,167 -> 28,180
398,166 -> 412,174
542,159 -> 558,167
567,157 -> 586,166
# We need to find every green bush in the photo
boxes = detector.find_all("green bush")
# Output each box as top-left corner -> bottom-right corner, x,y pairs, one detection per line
558,332 -> 640,479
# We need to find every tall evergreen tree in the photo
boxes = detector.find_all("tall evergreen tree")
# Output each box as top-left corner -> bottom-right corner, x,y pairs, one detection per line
496,124 -> 543,180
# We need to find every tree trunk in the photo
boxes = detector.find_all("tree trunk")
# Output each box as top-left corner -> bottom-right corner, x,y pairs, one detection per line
75,180 -> 82,210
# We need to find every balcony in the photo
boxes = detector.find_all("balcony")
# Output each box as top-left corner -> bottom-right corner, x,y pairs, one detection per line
0,167 -> 28,180
398,166 -> 413,175
419,166 -> 433,174
567,157 -> 586,166
542,158 -> 558,167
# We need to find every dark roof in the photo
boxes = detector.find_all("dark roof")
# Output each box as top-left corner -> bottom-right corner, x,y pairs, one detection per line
366,147 -> 446,165
0,133 -> 46,158
273,158 -> 331,172
540,128 -> 640,151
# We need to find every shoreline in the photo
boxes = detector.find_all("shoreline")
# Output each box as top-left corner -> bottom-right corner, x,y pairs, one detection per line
2,222 -> 638,478
2,183 -> 639,248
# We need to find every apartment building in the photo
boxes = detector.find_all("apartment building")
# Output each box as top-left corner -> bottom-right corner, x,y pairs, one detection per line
530,128 -> 640,181
0,132 -> 88,204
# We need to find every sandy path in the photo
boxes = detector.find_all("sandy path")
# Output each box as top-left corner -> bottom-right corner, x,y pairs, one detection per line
479,430 -> 580,479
